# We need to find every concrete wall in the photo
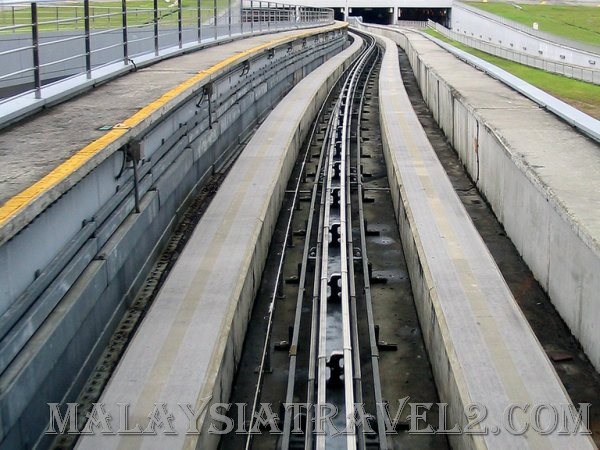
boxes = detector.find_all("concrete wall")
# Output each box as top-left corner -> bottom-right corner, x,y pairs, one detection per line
0,27 -> 348,450
356,23 -> 600,375
451,3 -> 600,72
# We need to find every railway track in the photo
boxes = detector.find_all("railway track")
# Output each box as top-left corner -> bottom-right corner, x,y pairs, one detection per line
222,31 -> 445,450
69,28 -> 598,450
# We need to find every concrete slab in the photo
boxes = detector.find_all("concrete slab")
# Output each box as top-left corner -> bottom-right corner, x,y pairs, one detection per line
478,108 -> 600,236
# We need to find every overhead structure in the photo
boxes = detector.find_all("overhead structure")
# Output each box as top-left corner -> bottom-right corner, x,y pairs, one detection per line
266,0 -> 452,25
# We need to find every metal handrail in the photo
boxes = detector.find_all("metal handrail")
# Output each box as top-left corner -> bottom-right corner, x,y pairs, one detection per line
0,0 -> 334,101
0,67 -> 33,81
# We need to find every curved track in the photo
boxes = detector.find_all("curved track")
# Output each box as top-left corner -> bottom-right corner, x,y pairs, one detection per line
73,28 -> 597,450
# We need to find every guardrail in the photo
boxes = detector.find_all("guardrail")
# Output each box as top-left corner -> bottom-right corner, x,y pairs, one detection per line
395,20 -> 427,29
427,20 -> 600,85
0,0 -> 333,101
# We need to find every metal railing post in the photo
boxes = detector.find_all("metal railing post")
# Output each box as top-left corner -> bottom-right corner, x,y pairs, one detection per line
154,0 -> 159,55
228,0 -> 231,36
121,0 -> 128,64
213,0 -> 217,40
197,0 -> 202,42
84,0 -> 91,78
177,0 -> 182,48
31,2 -> 41,99
267,2 -> 270,31
250,0 -> 254,33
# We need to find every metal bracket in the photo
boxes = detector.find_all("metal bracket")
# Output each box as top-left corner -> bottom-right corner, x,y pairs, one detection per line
127,58 -> 138,71
368,262 -> 387,284
327,274 -> 341,303
125,140 -> 143,213
196,83 -> 214,129
326,351 -> 344,387
375,325 -> 398,351
240,59 -> 250,76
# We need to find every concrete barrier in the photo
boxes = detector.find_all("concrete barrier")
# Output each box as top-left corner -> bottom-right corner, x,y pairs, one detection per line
428,21 -> 600,85
357,22 -> 600,375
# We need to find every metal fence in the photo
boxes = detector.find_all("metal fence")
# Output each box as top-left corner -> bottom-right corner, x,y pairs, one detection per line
428,20 -> 600,86
0,0 -> 333,100
395,20 -> 427,29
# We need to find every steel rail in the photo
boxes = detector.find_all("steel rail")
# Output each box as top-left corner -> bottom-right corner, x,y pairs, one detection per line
306,36 -> 375,450
304,152 -> 328,450
354,43 -> 390,450
343,35 -> 378,450
245,31 -> 380,450
280,81 -> 339,450
315,34 -> 376,450
244,64 -> 342,450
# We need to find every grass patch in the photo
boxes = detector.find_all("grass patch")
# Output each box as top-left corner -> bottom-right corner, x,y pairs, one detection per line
0,0 -> 230,31
424,28 -> 600,119
465,2 -> 600,48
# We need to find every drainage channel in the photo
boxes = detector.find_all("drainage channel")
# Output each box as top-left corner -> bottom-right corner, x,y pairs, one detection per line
396,45 -> 600,447
219,35 -> 448,450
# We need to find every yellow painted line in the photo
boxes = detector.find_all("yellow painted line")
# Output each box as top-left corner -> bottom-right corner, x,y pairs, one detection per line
0,24 -> 345,228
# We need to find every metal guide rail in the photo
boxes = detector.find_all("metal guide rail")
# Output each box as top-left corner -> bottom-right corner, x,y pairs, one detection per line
243,31 -> 389,450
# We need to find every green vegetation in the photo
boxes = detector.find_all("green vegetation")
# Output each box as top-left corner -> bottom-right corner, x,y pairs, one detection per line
0,0 -> 229,32
465,2 -> 600,48
424,28 -> 600,119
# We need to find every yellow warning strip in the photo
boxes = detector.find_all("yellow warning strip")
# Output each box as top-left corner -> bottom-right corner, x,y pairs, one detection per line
0,24 -> 344,227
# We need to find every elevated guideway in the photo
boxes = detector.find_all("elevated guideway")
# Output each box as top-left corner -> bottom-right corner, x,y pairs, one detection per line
0,19 -> 345,449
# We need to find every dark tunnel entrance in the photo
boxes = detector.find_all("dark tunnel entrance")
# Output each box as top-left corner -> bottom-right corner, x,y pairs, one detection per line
346,7 -> 450,27
349,7 -> 394,25
400,8 -> 450,26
